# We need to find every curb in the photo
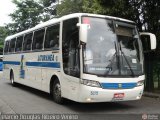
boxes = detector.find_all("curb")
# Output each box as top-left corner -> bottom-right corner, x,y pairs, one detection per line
0,98 -> 16,114
143,92 -> 160,99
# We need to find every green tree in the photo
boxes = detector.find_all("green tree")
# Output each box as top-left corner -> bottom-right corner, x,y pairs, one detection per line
39,0 -> 57,20
6,0 -> 44,34
56,0 -> 83,17
82,0 -> 105,14
0,27 -> 8,54
143,1 -> 160,36
6,0 -> 58,34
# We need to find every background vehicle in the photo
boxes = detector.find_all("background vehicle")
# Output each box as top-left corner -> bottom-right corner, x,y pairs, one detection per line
3,13 -> 156,103
0,55 -> 3,71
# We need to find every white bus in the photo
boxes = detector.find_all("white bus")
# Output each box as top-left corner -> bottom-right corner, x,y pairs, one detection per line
3,13 -> 156,103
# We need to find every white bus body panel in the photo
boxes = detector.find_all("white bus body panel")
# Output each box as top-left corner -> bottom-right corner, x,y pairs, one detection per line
3,50 -> 61,93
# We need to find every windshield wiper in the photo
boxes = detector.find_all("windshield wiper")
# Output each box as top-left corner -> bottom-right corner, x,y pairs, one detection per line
119,42 -> 135,77
105,41 -> 121,75
114,41 -> 121,75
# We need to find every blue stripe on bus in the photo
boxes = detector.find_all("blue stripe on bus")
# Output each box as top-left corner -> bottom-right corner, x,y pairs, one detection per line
3,61 -> 20,65
26,62 -> 60,68
101,83 -> 137,89
3,61 -> 60,68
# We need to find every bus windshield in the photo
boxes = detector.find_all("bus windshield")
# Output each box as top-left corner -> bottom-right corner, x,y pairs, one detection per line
82,17 -> 143,77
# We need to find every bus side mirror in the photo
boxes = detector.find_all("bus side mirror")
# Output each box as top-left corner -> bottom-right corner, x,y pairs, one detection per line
140,32 -> 156,52
77,23 -> 89,43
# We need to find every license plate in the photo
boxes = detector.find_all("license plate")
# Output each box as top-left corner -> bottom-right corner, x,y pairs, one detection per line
114,93 -> 125,99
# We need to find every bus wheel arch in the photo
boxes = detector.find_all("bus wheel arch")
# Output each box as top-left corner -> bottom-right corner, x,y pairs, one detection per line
50,75 -> 64,104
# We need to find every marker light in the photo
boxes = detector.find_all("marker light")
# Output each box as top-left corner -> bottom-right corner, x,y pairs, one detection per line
83,17 -> 90,24
86,98 -> 92,102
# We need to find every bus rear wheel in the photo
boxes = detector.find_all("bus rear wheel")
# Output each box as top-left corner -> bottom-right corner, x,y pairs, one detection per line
52,79 -> 63,104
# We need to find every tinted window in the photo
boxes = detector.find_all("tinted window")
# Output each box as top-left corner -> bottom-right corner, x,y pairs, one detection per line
9,38 -> 16,53
15,36 -> 23,52
23,32 -> 33,51
4,41 -> 10,54
44,24 -> 59,49
32,29 -> 45,50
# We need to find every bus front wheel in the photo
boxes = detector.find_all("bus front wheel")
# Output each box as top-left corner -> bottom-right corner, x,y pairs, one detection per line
10,72 -> 16,87
52,79 -> 63,104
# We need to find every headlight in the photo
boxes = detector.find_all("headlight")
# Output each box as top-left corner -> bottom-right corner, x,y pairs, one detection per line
81,79 -> 101,88
137,80 -> 144,86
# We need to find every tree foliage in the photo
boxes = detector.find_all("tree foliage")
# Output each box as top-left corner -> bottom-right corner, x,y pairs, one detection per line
39,0 -> 57,20
6,0 -> 58,34
56,0 -> 83,17
0,27 -> 8,54
6,0 -> 43,34
143,1 -> 160,38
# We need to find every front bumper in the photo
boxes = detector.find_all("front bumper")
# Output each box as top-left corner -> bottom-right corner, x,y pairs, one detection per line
77,84 -> 144,103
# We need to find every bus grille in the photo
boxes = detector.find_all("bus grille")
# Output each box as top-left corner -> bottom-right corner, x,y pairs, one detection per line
101,83 -> 137,89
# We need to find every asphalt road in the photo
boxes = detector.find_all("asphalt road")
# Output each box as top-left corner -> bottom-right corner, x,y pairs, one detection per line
0,72 -> 160,120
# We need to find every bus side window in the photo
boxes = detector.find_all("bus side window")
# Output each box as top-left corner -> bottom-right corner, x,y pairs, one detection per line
62,18 -> 80,78
4,41 -> 10,54
9,38 -> 16,53
23,32 -> 33,51
44,24 -> 60,50
15,36 -> 23,52
32,29 -> 45,50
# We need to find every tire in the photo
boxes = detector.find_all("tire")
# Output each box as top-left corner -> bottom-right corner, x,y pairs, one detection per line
52,79 -> 64,104
10,72 -> 16,87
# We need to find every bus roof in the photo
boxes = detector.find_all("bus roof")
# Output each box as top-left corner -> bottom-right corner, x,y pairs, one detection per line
5,13 -> 135,41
